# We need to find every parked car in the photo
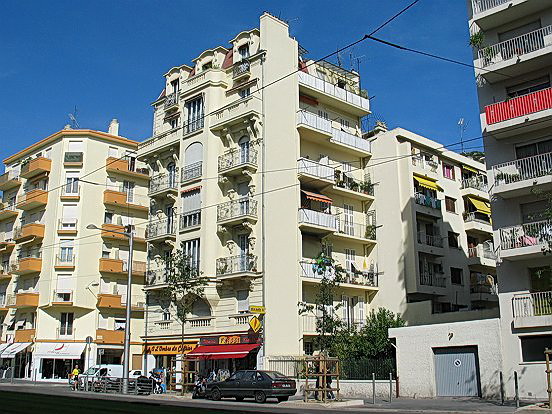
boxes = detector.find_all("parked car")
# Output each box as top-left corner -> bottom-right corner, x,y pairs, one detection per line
207,370 -> 296,403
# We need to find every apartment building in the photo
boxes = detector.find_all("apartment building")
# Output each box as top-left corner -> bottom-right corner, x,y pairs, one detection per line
466,0 -> 552,399
0,123 -> 148,381
138,13 -> 377,374
369,126 -> 498,323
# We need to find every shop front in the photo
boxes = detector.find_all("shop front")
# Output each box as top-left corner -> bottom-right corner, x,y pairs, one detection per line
144,341 -> 198,372
32,343 -> 86,381
0,342 -> 33,379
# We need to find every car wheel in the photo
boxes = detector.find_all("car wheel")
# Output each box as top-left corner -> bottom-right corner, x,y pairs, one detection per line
235,397 -> 244,402
254,391 -> 266,403
277,396 -> 289,402
211,387 -> 222,401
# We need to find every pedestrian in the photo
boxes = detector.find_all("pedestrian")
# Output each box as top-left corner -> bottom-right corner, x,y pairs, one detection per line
71,364 -> 80,391
326,373 -> 335,400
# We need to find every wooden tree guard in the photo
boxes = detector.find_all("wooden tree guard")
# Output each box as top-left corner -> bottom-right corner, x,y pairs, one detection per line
545,348 -> 551,410
301,354 -> 340,403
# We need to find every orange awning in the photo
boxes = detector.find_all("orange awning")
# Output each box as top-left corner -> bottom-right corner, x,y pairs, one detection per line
181,186 -> 201,194
301,190 -> 332,204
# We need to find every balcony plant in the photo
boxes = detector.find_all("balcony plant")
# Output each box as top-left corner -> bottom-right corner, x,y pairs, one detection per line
365,225 -> 377,240
359,181 -> 373,195
469,31 -> 485,49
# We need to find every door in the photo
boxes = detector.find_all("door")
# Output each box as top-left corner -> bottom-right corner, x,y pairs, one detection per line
167,162 -> 176,187
238,137 -> 250,164
165,205 -> 175,233
434,347 -> 481,397
343,204 -> 354,235
123,181 -> 135,202
238,234 -> 249,272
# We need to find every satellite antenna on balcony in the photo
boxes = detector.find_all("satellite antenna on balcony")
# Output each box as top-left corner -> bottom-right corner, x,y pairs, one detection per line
68,106 -> 80,129
458,118 -> 468,153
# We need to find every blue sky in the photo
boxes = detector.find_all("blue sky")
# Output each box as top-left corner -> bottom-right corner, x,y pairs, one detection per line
0,0 -> 482,162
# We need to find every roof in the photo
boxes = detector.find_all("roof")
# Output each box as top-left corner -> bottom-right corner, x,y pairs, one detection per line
4,129 -> 139,165
229,28 -> 259,44
192,46 -> 229,63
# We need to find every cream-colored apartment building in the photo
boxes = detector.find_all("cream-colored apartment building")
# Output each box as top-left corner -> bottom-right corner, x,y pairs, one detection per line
138,13 -> 377,372
467,0 -> 552,399
368,126 -> 498,323
0,123 -> 148,381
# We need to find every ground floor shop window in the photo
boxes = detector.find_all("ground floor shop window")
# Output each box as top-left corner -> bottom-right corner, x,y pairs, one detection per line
520,335 -> 552,362
41,358 -> 82,380
97,349 -> 122,365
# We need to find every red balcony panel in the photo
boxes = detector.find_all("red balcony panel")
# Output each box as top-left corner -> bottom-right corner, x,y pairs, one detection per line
485,87 -> 552,125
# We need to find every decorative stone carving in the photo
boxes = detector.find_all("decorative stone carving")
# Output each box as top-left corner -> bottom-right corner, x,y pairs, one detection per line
165,240 -> 176,248
218,175 -> 229,185
167,193 -> 178,203
226,240 -> 236,254
242,170 -> 253,179
241,222 -> 254,232
227,189 -> 237,200
248,236 -> 256,251
248,184 -> 256,195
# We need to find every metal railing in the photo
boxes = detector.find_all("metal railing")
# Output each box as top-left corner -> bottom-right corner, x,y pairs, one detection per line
146,269 -> 168,285
218,148 -> 258,172
492,152 -> 552,186
500,220 -> 552,250
412,156 -> 438,173
78,376 -> 154,395
216,254 -> 258,276
468,245 -> 496,260
0,203 -> 17,214
464,211 -> 491,224
146,217 -> 176,239
55,254 -> 75,267
331,128 -> 371,153
417,232 -> 443,248
181,161 -> 202,182
164,92 -> 178,108
420,271 -> 446,288
298,209 -> 338,230
461,176 -> 488,192
479,26 -> 552,67
297,158 -> 335,182
53,289 -> 73,303
335,175 -> 374,196
337,221 -> 376,240
513,291 -> 552,318
149,171 -> 178,194
415,193 -> 441,210
299,260 -> 378,287
64,152 -> 83,163
296,111 -> 332,134
233,59 -> 250,78
179,210 -> 201,230
471,0 -> 508,15
217,197 -> 257,221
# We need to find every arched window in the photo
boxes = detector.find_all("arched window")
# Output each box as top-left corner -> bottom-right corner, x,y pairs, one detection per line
191,298 -> 211,318
183,142 -> 203,181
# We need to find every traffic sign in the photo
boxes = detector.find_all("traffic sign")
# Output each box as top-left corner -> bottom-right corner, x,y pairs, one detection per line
249,316 -> 262,333
249,305 -> 265,314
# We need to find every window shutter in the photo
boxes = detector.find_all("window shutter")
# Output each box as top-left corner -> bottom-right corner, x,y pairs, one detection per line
342,295 -> 349,323
237,290 -> 249,312
67,141 -> 84,152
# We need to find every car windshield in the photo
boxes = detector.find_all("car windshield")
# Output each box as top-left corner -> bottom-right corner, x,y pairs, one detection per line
83,367 -> 99,375
263,371 -> 289,380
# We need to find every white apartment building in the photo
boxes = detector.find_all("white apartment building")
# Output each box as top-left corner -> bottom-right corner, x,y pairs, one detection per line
138,13 -> 377,374
369,126 -> 498,323
466,0 -> 552,399
0,123 -> 148,381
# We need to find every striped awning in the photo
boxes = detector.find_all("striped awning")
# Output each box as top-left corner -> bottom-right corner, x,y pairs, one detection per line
467,196 -> 491,215
413,175 -> 442,192
301,190 -> 332,204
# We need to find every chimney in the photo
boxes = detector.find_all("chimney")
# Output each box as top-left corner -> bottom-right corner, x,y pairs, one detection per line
363,120 -> 388,139
108,119 -> 119,136
63,124 -> 72,130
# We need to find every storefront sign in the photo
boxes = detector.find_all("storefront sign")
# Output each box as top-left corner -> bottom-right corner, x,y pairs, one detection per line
144,342 -> 197,355
249,306 -> 265,314
199,334 -> 261,346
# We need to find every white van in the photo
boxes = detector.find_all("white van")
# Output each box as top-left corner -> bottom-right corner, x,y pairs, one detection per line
83,364 -> 124,379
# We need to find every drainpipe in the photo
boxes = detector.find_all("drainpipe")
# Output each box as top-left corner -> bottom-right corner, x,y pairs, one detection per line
260,49 -> 267,368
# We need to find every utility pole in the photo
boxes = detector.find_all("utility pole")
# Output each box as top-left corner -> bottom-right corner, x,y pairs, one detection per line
122,225 -> 134,394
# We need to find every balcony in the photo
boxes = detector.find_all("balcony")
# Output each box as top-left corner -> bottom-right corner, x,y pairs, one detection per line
55,254 -> 76,270
464,212 -> 493,235
14,329 -> 36,342
512,291 -> 552,328
164,91 -> 178,110
298,209 -> 338,234
146,218 -> 176,241
468,245 -> 497,269
51,290 -> 74,307
0,203 -> 18,221
477,26 -> 552,83
185,317 -> 215,333
461,176 -> 489,198
17,189 -> 48,211
492,152 -> 552,198
96,293 -> 145,312
412,155 -> 438,175
63,152 -> 84,167
179,210 -> 201,232
419,271 -> 446,288
297,71 -> 370,115
103,189 -> 149,213
297,158 -> 335,189
60,183 -> 80,201
218,148 -> 258,176
217,198 -> 257,226
12,257 -> 42,275
471,1 -> 551,30
216,254 -> 259,280
299,259 -> 378,289
233,59 -> 250,80
416,232 -> 444,255
7,292 -> 39,308
99,258 -> 146,278
181,162 -> 202,184
20,157 -> 51,179
334,222 -> 377,245
100,223 -> 145,244
499,220 -> 552,260
96,329 -> 124,345
138,128 -> 180,158
14,223 -> 45,243
414,193 -> 442,215
471,0 -> 508,15
330,128 -> 371,156
470,279 -> 498,303
145,269 -> 168,287
184,68 -> 228,92
330,175 -> 374,201
149,172 -> 179,196
0,170 -> 21,191
210,95 -> 262,131
106,157 -> 149,180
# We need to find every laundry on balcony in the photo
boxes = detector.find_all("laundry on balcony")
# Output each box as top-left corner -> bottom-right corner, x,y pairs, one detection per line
413,175 -> 443,192
301,190 -> 332,204
467,197 -> 491,215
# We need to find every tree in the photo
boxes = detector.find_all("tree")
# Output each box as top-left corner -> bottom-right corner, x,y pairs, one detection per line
461,151 -> 485,163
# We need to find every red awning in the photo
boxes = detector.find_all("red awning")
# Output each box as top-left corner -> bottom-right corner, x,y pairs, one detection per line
301,190 -> 332,204
181,186 -> 201,194
186,344 -> 259,360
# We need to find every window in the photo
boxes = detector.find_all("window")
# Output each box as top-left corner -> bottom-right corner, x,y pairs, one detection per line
448,232 -> 460,248
345,248 -> 356,273
304,342 -> 314,355
237,290 -> 249,313
59,240 -> 74,263
337,79 -> 346,89
102,243 -> 112,259
185,96 -> 204,133
239,88 -> 251,99
450,267 -> 463,285
104,212 -> 114,225
162,309 -> 171,321
321,243 -> 333,258
238,45 -> 250,60
442,163 -> 455,180
61,204 -> 78,229
516,138 -> 552,160
65,173 -> 79,194
181,238 -> 200,268
507,76 -> 550,99
123,181 -> 135,202
520,200 -> 547,223
445,197 -> 456,213
114,319 -> 126,331
528,267 -> 552,292
170,79 -> 179,94
169,117 -> 179,130
520,335 -> 552,362
201,61 -> 212,71
60,312 -> 74,336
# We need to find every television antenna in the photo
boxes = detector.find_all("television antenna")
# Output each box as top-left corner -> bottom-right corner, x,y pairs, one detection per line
349,49 -> 365,73
458,118 -> 468,153
68,106 -> 80,129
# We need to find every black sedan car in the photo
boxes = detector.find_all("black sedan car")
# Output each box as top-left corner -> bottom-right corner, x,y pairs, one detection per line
207,370 -> 296,403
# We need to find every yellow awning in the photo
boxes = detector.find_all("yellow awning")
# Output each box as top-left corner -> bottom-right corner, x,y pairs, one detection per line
462,164 -> 479,174
467,196 -> 491,215
413,175 -> 442,192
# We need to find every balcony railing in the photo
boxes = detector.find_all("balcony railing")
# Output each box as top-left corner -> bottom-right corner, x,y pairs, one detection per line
297,71 -> 370,110
187,317 -> 213,328
218,148 -> 258,172
412,155 -> 438,173
297,158 -> 335,182
164,92 -> 178,109
461,176 -> 488,192
485,87 -> 552,125
185,116 -> 204,135
0,203 -> 17,214
479,26 -> 552,67
296,111 -> 332,134
0,170 -> 20,187
64,152 -> 83,164
138,129 -> 180,154
471,0 -> 508,15
334,175 -> 374,196
420,271 -> 446,288
298,209 -> 338,230
493,152 -> 552,187
53,290 -> 73,303
217,198 -> 257,222
415,193 -> 441,210
55,254 -> 75,267
180,210 -> 201,230
146,217 -> 176,239
500,220 -> 552,250
146,269 -> 168,285
149,171 -> 179,194
181,161 -> 202,183
300,260 -> 378,287
468,245 -> 496,260
216,254 -> 258,276
58,218 -> 78,232
464,212 -> 491,225
233,59 -> 250,78
337,222 -> 376,240
331,128 -> 371,153
417,232 -> 443,248
513,291 -> 552,318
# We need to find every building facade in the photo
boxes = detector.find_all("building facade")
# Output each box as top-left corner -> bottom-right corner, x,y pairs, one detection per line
0,123 -> 148,381
467,0 -> 552,398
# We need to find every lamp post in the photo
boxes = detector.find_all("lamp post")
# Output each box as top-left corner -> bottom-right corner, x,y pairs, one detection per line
87,223 -> 134,394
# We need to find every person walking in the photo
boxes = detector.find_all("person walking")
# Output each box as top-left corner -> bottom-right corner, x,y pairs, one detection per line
70,364 -> 80,391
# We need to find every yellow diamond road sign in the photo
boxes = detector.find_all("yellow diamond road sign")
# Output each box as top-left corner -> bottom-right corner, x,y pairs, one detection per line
249,316 -> 262,333
249,305 -> 265,314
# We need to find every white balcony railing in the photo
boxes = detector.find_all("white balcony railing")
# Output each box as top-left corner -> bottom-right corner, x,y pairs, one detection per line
231,314 -> 251,325
337,221 -> 376,240
420,271 -> 446,288
500,220 -> 552,250
412,155 -> 438,173
186,317 -> 213,328
298,209 -> 338,230
471,0 -> 508,15
479,26 -> 552,67
297,158 -> 335,182
513,291 -> 552,318
331,128 -> 371,153
468,245 -> 497,260
296,111 -> 332,134
461,176 -> 488,192
493,152 -> 552,187
297,72 -> 370,110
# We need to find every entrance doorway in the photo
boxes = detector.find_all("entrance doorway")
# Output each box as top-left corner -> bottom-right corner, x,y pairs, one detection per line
433,346 -> 481,397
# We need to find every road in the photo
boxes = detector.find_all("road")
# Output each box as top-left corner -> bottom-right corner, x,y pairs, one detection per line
0,382 -> 528,414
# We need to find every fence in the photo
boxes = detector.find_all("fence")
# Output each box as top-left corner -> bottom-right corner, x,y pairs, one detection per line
78,376 -> 154,395
471,0 -> 508,14
512,291 -> 552,318
492,152 -> 552,186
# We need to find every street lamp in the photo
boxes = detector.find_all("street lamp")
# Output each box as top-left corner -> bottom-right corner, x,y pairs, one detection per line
87,223 -> 134,394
